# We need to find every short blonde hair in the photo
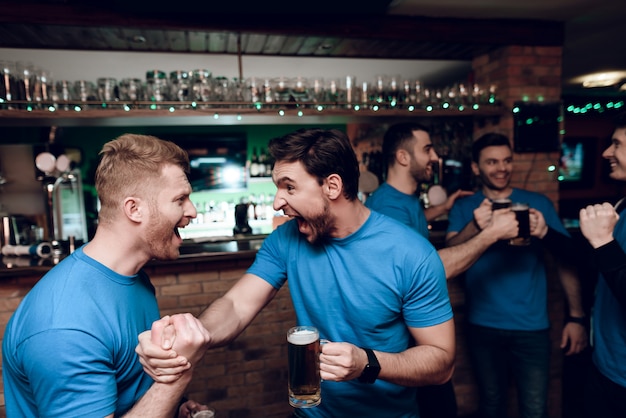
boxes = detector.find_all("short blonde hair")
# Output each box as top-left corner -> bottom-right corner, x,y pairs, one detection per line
95,134 -> 189,224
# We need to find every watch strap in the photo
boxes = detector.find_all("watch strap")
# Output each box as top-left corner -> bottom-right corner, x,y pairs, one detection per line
358,347 -> 381,384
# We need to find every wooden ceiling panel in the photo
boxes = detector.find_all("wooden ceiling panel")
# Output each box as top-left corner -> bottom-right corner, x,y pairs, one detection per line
224,33 -> 241,54
164,30 -> 188,52
276,36 -> 306,55
296,37 -> 325,56
139,29 -> 172,52
0,2 -> 564,62
244,34 -> 269,54
98,27 -> 133,50
74,27 -> 110,50
207,32 -> 228,53
187,31 -> 207,53
261,35 -> 287,55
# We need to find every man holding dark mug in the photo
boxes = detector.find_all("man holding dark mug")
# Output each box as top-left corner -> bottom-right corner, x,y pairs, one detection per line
445,133 -> 588,418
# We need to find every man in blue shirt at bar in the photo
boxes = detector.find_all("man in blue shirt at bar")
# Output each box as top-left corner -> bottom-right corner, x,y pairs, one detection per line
365,122 -> 517,418
578,111 -> 626,418
446,132 -> 587,418
137,128 -> 456,418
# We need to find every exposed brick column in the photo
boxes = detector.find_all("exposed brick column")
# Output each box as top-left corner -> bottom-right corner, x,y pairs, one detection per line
472,45 -> 563,204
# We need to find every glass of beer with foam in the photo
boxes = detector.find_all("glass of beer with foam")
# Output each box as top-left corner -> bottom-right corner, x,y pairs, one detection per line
287,326 -> 322,408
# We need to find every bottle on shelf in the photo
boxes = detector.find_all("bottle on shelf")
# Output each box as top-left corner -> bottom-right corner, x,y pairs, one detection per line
258,148 -> 267,177
249,147 -> 260,178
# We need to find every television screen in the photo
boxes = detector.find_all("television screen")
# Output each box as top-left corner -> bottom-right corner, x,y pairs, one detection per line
559,140 -> 584,182
159,133 -> 248,192
558,136 -> 595,189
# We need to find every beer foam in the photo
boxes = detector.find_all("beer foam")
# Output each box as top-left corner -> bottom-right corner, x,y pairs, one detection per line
288,329 -> 318,345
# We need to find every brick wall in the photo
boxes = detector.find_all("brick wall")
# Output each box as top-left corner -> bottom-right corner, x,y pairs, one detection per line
472,45 -> 563,206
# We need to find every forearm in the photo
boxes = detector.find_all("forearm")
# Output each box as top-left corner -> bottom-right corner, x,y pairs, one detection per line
439,228 -> 498,279
424,204 -> 447,222
557,263 -> 585,317
198,274 -> 278,348
123,374 -> 192,417
198,297 -> 250,348
376,345 -> 454,387
446,221 -> 480,247
593,240 -> 626,307
375,319 -> 455,387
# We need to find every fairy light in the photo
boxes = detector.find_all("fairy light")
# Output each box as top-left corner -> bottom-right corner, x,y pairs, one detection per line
564,100 -> 625,114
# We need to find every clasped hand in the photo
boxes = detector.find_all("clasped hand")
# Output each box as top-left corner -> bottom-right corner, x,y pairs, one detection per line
137,320 -> 366,384
136,314 -> 210,383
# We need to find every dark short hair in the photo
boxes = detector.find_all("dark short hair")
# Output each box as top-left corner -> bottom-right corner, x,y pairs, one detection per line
382,122 -> 430,168
268,128 -> 360,200
471,133 -> 512,163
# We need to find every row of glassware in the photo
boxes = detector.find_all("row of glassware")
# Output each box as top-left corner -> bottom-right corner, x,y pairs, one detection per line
0,60 -> 499,109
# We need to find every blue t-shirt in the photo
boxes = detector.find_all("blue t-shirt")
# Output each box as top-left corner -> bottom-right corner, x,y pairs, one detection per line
2,246 -> 159,417
592,209 -> 626,387
248,210 -> 451,418
446,189 -> 569,331
365,182 -> 430,238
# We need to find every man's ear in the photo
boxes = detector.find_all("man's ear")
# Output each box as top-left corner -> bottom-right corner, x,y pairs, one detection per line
471,161 -> 480,176
396,149 -> 410,166
123,197 -> 143,223
324,174 -> 343,200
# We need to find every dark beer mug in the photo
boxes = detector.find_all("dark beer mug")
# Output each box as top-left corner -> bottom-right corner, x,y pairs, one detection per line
510,202 -> 531,246
491,198 -> 511,210
287,326 -> 321,408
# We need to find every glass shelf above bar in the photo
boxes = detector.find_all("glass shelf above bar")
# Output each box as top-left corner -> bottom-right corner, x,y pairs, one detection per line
0,100 -> 505,127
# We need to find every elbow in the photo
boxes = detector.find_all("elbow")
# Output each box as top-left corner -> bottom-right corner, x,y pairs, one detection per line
440,362 -> 455,384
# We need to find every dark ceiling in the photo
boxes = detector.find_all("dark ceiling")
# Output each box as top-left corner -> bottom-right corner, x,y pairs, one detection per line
0,0 -> 622,96
0,0 -> 562,60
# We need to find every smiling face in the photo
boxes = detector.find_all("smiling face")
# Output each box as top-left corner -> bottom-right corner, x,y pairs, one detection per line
472,144 -> 513,193
407,129 -> 439,183
144,164 -> 197,260
603,127 -> 626,181
272,160 -> 334,245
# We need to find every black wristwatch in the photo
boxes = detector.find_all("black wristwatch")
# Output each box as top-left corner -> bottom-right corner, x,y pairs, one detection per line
358,348 -> 381,384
